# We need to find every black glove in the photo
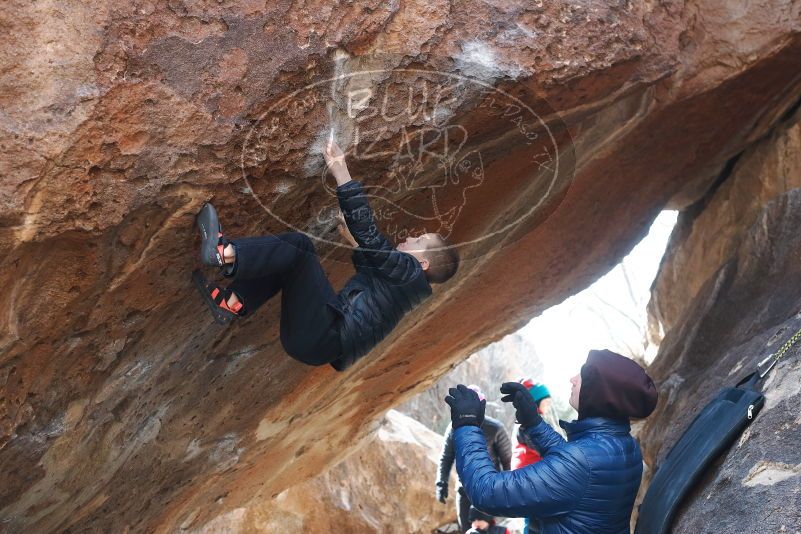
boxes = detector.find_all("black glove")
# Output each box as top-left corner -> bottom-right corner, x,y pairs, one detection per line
445,384 -> 486,429
501,382 -> 543,428
436,481 -> 448,503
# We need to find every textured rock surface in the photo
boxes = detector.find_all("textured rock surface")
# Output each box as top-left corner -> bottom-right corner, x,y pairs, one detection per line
1,0 -> 800,531
639,110 -> 801,532
649,104 -> 801,338
193,410 -> 454,533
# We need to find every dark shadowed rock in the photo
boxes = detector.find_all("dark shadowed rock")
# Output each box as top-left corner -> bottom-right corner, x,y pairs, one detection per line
640,111 -> 801,532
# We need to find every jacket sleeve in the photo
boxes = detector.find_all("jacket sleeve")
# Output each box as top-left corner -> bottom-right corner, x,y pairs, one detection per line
337,181 -> 420,282
453,426 -> 588,519
494,425 -> 513,472
437,425 -> 455,485
523,419 -> 566,456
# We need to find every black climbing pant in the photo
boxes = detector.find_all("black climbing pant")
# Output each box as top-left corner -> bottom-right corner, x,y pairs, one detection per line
227,232 -> 343,366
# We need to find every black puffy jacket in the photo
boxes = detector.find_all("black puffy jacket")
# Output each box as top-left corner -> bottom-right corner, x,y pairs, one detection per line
333,181 -> 432,369
437,416 -> 512,489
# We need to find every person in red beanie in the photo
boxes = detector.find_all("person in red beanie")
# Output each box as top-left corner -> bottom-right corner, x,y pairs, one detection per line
446,349 -> 658,534
511,379 -> 554,471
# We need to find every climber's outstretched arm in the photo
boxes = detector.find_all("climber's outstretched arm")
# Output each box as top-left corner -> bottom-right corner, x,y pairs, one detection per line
322,139 -> 388,252
322,139 -> 420,280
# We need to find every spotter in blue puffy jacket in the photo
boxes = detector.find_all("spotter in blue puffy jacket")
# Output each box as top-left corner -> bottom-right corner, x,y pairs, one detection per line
448,349 -> 658,534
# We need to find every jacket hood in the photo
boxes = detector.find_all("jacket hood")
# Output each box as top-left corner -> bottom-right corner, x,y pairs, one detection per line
578,349 -> 658,420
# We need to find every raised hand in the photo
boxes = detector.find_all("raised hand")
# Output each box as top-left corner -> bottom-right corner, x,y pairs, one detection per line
500,382 -> 543,428
445,384 -> 486,429
323,134 -> 352,186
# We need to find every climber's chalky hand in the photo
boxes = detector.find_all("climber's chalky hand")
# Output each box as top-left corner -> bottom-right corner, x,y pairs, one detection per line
323,135 -> 351,185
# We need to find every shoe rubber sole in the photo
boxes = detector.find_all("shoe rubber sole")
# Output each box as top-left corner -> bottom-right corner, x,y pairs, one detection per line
196,202 -> 224,267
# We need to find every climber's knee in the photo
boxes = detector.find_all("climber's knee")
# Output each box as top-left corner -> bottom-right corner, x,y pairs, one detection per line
282,232 -> 314,253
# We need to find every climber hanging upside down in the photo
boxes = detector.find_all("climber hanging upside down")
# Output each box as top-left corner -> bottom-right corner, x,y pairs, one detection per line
192,138 -> 460,371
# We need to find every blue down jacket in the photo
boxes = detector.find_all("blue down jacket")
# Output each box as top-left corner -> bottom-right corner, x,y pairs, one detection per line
454,417 -> 643,534
333,181 -> 432,368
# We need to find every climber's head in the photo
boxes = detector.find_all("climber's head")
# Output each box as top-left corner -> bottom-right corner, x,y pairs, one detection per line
396,232 -> 459,284
571,349 -> 658,420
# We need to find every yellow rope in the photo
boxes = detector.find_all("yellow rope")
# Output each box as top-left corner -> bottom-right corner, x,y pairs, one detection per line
773,327 -> 801,361
759,324 -> 801,377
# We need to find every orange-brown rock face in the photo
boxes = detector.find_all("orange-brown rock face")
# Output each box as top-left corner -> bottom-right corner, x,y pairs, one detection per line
0,0 -> 799,531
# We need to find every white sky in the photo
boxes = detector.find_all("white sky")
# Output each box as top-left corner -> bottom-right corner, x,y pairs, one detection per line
513,211 -> 678,404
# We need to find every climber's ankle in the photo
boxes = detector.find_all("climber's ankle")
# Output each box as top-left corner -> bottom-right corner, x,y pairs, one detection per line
226,290 -> 240,309
223,243 -> 235,264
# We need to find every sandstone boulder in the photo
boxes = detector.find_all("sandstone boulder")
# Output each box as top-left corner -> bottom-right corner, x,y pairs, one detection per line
193,410 -> 455,533
1,0 -> 800,530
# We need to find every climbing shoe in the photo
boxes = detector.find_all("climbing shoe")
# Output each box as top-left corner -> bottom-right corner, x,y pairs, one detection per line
191,270 -> 243,325
196,202 -> 227,268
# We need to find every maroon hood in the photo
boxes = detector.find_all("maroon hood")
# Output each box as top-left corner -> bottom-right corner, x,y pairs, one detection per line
578,349 -> 658,420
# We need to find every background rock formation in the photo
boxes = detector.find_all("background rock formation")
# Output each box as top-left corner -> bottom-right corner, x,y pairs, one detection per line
1,0 -> 799,531
399,333 -> 572,434
193,410 -> 455,534
639,109 -> 801,532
